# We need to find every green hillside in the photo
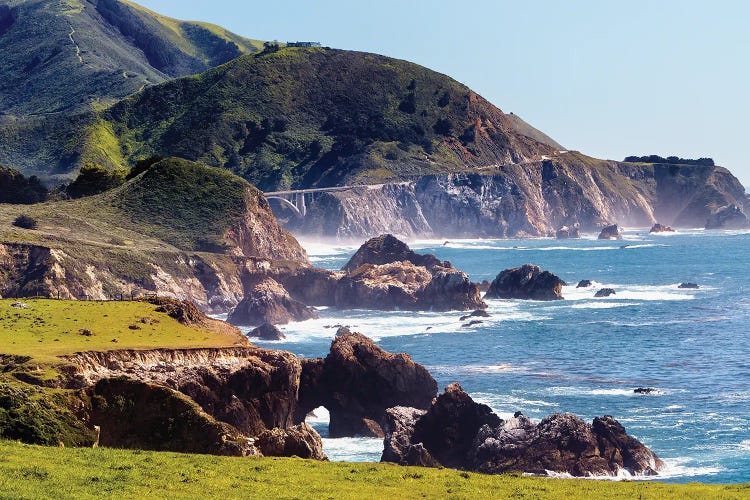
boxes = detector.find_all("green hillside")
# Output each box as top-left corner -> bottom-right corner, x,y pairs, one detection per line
1,440 -> 745,499
0,0 -> 262,117
505,112 -> 565,151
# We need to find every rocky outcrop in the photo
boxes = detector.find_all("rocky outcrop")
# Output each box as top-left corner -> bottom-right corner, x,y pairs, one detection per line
256,423 -> 326,460
598,224 -> 622,240
576,280 -> 593,288
705,204 -> 750,229
228,278 -> 318,326
485,264 -> 565,301
342,234 -> 445,272
649,223 -> 674,233
250,323 -> 286,340
595,288 -> 616,298
297,331 -> 437,438
555,224 -> 580,239
678,282 -> 699,289
382,383 -> 664,477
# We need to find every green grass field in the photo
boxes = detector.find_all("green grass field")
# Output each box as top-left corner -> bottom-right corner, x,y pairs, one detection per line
0,440 -> 746,499
0,299 -> 245,364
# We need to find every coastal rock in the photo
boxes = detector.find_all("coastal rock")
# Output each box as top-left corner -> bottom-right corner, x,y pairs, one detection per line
576,280 -> 593,288
705,204 -> 750,230
555,224 -> 580,239
297,331 -> 437,438
598,224 -> 622,240
228,278 -> 318,326
255,423 -> 326,460
478,280 -> 491,292
383,384 -> 664,477
634,387 -> 657,394
485,264 -> 565,301
459,310 -> 490,321
649,223 -> 674,233
594,288 -> 616,297
342,234 -> 445,272
249,323 -> 286,341
678,282 -> 699,289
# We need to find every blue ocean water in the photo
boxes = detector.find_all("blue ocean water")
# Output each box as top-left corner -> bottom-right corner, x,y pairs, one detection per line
247,229 -> 750,484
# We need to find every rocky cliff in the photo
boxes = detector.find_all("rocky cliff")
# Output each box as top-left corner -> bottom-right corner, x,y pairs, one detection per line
288,154 -> 750,238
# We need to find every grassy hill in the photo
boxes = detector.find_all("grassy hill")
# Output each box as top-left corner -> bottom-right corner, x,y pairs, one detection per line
505,112 -> 565,151
0,440 -> 746,499
0,0 -> 262,117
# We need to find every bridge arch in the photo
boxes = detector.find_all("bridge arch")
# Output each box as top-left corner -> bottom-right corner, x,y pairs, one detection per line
266,196 -> 303,217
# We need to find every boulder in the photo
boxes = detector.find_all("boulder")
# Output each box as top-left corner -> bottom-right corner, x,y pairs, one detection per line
598,224 -> 622,240
228,278 -> 318,326
484,264 -> 565,301
576,280 -> 593,288
649,223 -> 674,233
705,204 -> 750,230
255,423 -> 326,460
678,282 -> 699,289
249,323 -> 286,341
383,384 -> 664,477
297,331 -> 437,438
555,224 -> 580,239
342,234 -> 445,272
594,288 -> 616,298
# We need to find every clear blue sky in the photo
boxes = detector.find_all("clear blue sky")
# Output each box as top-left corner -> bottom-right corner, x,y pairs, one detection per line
137,0 -> 750,185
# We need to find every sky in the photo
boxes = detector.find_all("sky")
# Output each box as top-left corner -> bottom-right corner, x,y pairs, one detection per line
137,0 -> 750,185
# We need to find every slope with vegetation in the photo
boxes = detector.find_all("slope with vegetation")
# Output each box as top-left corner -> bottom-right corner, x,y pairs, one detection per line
0,440 -> 746,499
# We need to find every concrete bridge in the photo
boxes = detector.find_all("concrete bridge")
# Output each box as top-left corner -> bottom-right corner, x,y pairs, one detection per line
264,184 -> 394,217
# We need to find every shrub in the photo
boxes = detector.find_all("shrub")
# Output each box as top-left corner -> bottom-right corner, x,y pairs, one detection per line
126,156 -> 164,180
433,118 -> 453,136
67,164 -> 126,199
12,215 -> 37,230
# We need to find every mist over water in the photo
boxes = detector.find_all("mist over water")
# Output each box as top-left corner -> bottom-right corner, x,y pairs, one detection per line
247,228 -> 750,483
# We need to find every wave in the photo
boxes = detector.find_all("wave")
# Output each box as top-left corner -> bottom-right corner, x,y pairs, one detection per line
542,459 -> 723,481
545,386 -> 665,397
570,302 -> 639,309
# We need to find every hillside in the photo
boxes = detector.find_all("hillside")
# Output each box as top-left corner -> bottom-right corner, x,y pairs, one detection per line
0,158 -> 307,309
0,0 -> 262,117
41,47 -> 553,189
1,441 -> 745,499
505,112 -> 565,150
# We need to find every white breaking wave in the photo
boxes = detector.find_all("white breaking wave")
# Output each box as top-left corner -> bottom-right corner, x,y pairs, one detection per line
545,386 -> 665,397
570,302 -> 639,309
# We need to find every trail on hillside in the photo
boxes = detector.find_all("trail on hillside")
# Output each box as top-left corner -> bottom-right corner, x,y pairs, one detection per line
68,24 -> 83,64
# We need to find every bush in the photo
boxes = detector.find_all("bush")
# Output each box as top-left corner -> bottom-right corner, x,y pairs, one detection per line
126,155 -> 164,180
12,215 -> 37,230
67,164 -> 126,198
0,166 -> 48,204
433,118 -> 453,136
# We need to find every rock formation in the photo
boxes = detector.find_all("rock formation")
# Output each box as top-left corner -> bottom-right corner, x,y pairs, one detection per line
250,323 -> 286,341
678,282 -> 699,289
333,236 -> 486,312
297,331 -> 437,438
598,224 -> 622,240
576,280 -> 593,288
595,288 -> 616,298
485,264 -> 565,301
255,423 -> 326,460
705,204 -> 750,229
649,223 -> 674,233
228,278 -> 318,326
555,224 -> 580,239
382,383 -> 664,477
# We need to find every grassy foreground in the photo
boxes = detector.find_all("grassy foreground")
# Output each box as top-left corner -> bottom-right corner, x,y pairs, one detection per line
0,441 -> 746,500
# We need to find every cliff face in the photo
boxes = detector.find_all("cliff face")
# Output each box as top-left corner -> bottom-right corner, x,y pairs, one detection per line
288,155 -> 749,238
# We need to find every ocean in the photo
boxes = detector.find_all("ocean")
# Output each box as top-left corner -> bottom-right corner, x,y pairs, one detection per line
240,228 -> 750,484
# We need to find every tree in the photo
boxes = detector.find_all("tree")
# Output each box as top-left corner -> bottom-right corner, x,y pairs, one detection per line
67,164 -> 126,199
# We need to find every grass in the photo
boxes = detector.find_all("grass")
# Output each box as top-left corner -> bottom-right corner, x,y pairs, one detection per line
0,299 -> 245,365
0,440 -> 746,499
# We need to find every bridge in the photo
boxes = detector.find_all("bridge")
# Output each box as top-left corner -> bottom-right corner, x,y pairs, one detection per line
264,186 -> 356,217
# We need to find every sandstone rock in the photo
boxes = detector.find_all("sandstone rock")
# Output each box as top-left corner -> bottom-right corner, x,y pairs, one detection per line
555,224 -> 580,239
342,234 -> 445,272
649,223 -> 674,233
228,278 -> 318,326
256,423 -> 326,460
594,288 -> 616,297
678,282 -> 699,289
383,384 -> 664,477
249,323 -> 285,341
598,224 -> 622,240
485,264 -> 565,301
576,280 -> 593,288
297,331 -> 437,438
705,204 -> 750,230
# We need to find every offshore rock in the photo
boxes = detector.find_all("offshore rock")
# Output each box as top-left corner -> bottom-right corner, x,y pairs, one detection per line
598,224 -> 622,240
383,384 -> 664,477
649,223 -> 674,233
342,234 -> 445,272
555,224 -> 580,239
594,288 -> 616,298
297,331 -> 437,438
485,264 -> 565,301
576,280 -> 593,288
228,278 -> 318,326
249,323 -> 286,341
678,282 -> 699,289
705,204 -> 750,229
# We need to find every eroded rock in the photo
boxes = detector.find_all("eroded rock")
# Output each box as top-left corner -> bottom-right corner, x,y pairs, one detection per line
598,224 -> 622,240
485,264 -> 565,301
649,223 -> 674,233
228,278 -> 318,325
